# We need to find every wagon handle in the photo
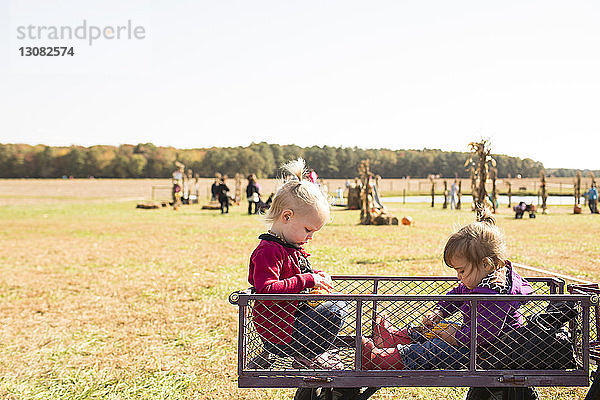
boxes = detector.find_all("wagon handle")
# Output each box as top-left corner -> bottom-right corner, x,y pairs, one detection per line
229,288 -> 255,305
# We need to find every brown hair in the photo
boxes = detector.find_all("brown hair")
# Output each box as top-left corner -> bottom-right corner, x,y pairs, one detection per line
264,158 -> 330,224
443,206 -> 506,272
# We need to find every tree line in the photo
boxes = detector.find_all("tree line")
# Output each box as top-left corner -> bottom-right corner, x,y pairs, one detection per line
0,142 -> 592,179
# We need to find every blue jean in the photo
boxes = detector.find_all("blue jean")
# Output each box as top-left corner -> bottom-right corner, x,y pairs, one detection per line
589,199 -> 598,214
450,196 -> 457,210
264,300 -> 348,359
398,338 -> 470,370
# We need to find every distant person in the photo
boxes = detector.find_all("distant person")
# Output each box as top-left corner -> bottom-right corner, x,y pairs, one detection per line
588,183 -> 598,214
308,169 -> 318,184
336,187 -> 344,205
182,170 -> 193,205
211,173 -> 221,202
190,174 -> 200,204
256,193 -> 274,214
246,174 -> 260,215
172,162 -> 185,209
218,176 -> 230,214
449,181 -> 458,210
255,179 -> 262,196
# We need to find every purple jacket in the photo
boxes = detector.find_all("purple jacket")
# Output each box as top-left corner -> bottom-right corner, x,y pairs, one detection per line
436,260 -> 533,347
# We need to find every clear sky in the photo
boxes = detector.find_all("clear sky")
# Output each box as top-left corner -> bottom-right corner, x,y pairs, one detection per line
1,0 -> 599,169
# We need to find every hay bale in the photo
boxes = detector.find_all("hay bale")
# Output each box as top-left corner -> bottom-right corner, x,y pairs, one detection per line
136,202 -> 160,209
347,186 -> 361,210
201,201 -> 222,210
372,213 -> 398,225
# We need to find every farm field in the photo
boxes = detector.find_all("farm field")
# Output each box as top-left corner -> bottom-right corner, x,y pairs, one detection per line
0,176 -> 590,207
0,180 -> 598,399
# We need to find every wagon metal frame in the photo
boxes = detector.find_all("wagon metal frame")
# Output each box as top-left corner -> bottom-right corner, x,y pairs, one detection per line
230,276 -> 600,398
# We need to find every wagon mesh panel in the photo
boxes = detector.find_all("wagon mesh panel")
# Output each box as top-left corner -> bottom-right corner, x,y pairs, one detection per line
377,280 -> 456,295
333,277 -> 555,296
476,300 -> 580,370
592,303 -> 599,362
574,301 -> 585,368
245,299 -> 356,371
568,284 -> 600,363
332,279 -> 374,295
239,277 -> 589,385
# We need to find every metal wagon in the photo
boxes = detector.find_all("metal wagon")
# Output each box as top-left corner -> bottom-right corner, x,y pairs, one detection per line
230,276 -> 600,399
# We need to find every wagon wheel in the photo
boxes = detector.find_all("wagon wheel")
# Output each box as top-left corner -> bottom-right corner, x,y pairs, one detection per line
584,367 -> 600,400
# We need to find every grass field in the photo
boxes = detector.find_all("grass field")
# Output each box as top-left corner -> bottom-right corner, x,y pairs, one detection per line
0,180 -> 598,399
0,176 -> 589,207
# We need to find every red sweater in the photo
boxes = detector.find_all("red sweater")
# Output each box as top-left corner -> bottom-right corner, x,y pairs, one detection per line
248,235 -> 318,344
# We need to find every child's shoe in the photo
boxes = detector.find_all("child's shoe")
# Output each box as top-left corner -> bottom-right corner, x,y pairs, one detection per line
361,337 -> 376,370
361,337 -> 405,370
373,315 -> 412,348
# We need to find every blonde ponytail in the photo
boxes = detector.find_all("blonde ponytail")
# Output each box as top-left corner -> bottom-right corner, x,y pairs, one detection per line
281,158 -> 306,182
475,204 -> 497,226
264,158 -> 329,224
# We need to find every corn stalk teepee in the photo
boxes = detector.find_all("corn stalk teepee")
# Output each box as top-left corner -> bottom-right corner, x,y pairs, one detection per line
359,160 -> 374,225
467,162 -> 477,208
465,139 -> 496,211
457,179 -> 462,210
540,171 -> 547,214
358,160 -> 398,225
490,166 -> 498,213
574,171 -> 582,214
443,180 -> 448,209
234,173 -> 243,204
506,173 -> 512,208
430,176 -> 435,208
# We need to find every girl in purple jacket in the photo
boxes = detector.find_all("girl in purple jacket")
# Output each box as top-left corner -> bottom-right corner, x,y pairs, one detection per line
363,208 -> 533,370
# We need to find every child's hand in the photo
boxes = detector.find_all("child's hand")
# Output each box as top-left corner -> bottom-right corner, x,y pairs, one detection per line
316,271 -> 333,288
312,273 -> 334,290
422,310 -> 443,328
435,323 -> 459,346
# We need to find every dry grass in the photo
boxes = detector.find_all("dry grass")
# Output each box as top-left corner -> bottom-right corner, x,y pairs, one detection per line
0,180 -> 598,399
